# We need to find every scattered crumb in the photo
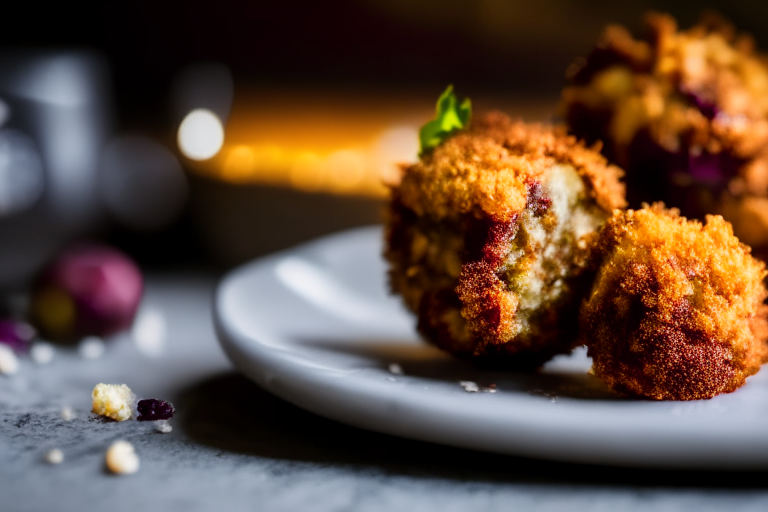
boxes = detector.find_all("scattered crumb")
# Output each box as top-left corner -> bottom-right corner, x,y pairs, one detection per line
459,381 -> 498,393
105,440 -> 139,474
387,377 -> 396,382
79,336 -> 105,360
530,388 -> 559,401
388,363 -> 404,375
92,383 -> 135,421
0,345 -> 19,375
154,420 -> 172,434
44,449 -> 64,464
60,406 -> 76,421
30,342 -> 55,365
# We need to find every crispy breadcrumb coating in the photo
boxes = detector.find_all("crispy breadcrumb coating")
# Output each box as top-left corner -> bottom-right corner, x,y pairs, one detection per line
385,112 -> 625,367
580,204 -> 768,400
562,12 -> 768,252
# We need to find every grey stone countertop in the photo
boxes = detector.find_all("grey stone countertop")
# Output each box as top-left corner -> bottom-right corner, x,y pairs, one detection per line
2,273 -> 768,512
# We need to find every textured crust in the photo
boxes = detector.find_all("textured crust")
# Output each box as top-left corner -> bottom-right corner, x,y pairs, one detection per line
580,204 -> 768,400
385,112 -> 626,367
397,113 -> 626,221
562,12 -> 768,250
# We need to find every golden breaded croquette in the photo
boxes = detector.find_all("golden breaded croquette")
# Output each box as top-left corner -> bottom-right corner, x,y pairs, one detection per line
562,12 -> 768,253
580,204 -> 768,400
385,112 -> 626,368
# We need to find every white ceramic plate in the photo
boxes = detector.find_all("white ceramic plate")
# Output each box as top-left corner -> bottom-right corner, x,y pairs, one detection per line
215,226 -> 768,469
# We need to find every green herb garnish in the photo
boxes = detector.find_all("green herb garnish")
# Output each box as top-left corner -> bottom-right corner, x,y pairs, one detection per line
419,85 -> 472,156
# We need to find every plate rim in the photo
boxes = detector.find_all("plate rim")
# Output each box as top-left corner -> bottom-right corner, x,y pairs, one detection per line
214,226 -> 768,470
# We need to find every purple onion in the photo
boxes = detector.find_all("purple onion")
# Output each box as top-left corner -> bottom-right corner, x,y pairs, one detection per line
0,319 -> 35,353
684,90 -> 719,120
31,244 -> 143,341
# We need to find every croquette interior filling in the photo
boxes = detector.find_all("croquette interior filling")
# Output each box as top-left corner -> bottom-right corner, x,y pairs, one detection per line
502,164 -> 604,338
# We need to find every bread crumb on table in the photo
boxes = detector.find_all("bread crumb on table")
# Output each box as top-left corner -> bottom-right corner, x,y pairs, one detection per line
154,420 -> 172,434
0,345 -> 19,375
79,336 -> 105,360
92,383 -> 135,421
30,342 -> 55,365
105,440 -> 139,474
45,449 -> 64,464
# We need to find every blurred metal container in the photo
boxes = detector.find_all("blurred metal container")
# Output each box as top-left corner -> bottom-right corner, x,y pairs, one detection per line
0,50 -> 113,290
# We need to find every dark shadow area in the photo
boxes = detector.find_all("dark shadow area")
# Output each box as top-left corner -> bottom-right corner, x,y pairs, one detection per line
292,337 -> 620,400
177,372 -> 768,489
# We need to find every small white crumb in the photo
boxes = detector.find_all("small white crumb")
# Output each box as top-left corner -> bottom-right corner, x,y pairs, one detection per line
61,406 -> 76,421
388,363 -> 404,375
386,377 -> 396,382
0,345 -> 19,375
30,342 -> 55,365
105,440 -> 139,474
132,308 -> 167,357
79,336 -> 105,360
459,381 -> 498,393
154,420 -> 172,434
44,449 -> 64,464
92,383 -> 135,421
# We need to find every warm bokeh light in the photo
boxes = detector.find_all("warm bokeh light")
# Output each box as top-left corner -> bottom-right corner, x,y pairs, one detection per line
185,90 -> 554,198
178,109 -> 224,161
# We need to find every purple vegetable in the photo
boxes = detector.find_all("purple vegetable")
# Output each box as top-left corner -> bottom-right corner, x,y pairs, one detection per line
30,244 -> 143,341
525,180 -> 552,217
684,90 -> 719,120
0,319 -> 35,353
136,399 -> 175,421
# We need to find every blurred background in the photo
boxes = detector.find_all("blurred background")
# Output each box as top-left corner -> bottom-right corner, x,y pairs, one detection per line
2,0 -> 768,289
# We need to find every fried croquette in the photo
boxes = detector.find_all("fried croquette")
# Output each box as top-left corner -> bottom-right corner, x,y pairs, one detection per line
562,13 -> 768,253
385,112 -> 626,368
580,204 -> 768,400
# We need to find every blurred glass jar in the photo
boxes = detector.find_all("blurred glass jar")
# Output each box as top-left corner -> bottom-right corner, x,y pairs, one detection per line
0,50 -> 113,290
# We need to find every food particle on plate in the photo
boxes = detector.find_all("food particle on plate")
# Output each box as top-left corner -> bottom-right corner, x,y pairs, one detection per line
459,381 -> 497,393
562,12 -> 768,254
136,398 -> 175,421
105,440 -> 139,474
0,344 -> 19,375
388,363 -> 404,375
385,91 -> 626,368
580,204 -> 768,400
92,383 -> 135,421
44,449 -> 64,465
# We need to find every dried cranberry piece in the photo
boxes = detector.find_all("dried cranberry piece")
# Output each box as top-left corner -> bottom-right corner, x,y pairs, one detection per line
136,399 -> 175,421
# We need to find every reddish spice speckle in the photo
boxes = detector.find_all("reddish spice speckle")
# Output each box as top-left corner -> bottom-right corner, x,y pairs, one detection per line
525,180 -> 552,217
